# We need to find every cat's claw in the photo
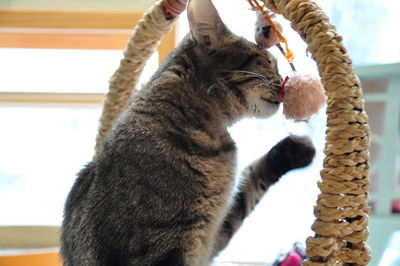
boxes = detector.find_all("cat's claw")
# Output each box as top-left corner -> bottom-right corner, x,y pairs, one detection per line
161,0 -> 188,20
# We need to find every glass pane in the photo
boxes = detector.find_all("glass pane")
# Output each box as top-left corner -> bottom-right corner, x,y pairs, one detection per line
370,172 -> 379,194
331,0 -> 400,66
365,102 -> 386,136
368,200 -> 376,214
397,153 -> 400,191
397,130 -> 400,191
370,141 -> 382,166
380,231 -> 400,265
0,48 -> 159,93
362,79 -> 388,93
369,140 -> 381,193
0,104 -> 101,225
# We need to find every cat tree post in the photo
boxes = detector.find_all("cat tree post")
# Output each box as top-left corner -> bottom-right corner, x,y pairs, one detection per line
261,0 -> 371,265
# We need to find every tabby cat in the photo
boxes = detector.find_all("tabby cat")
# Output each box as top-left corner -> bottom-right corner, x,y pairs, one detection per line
60,0 -> 316,265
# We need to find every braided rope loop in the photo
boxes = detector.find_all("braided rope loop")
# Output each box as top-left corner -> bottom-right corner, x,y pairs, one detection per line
261,0 -> 371,264
94,0 -> 177,155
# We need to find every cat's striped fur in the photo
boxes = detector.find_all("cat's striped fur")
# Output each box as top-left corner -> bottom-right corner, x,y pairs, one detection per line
60,0 -> 315,265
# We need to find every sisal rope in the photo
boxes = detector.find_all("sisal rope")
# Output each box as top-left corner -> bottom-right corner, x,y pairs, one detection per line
260,0 -> 371,265
94,0 -> 178,155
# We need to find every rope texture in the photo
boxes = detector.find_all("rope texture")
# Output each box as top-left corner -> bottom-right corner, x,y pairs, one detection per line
261,0 -> 371,265
94,0 -> 177,155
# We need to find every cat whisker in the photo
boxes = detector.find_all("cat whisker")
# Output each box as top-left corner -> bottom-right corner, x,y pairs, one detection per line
254,81 -> 267,88
223,75 -> 269,89
253,104 -> 260,115
254,81 -> 280,92
227,70 -> 268,82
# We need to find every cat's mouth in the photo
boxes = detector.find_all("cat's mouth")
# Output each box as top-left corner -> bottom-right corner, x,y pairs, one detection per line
260,96 -> 279,105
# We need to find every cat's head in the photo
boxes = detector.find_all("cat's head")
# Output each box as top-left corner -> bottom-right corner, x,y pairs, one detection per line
187,0 -> 282,119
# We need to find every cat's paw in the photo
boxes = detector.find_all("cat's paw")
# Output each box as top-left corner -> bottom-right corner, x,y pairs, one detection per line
250,135 -> 315,184
274,135 -> 316,171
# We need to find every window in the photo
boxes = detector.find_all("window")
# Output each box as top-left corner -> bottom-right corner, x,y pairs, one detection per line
0,8 -> 168,226
330,0 -> 400,66
0,103 -> 101,225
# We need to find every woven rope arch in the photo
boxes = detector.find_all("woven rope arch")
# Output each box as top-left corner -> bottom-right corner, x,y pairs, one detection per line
94,0 -> 371,265
94,1 -> 178,154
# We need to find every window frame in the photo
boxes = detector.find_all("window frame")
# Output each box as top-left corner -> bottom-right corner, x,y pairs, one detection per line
0,8 -> 176,103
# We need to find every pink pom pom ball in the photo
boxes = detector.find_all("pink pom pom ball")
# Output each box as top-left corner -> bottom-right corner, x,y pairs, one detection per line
279,73 -> 326,122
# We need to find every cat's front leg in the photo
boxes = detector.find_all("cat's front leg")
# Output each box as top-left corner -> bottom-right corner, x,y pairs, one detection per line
212,135 -> 316,256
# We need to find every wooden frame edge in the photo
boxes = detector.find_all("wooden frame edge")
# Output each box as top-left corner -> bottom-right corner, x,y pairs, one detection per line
0,9 -> 143,29
0,92 -> 105,104
0,9 -> 177,63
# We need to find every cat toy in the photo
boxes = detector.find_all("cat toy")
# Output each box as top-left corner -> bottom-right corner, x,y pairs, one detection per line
249,0 -> 326,122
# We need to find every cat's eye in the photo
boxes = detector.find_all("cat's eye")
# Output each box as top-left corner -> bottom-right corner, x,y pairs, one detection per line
254,56 -> 272,67
255,58 -> 264,65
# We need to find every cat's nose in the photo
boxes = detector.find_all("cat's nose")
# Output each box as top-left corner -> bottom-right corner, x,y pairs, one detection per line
262,26 -> 272,38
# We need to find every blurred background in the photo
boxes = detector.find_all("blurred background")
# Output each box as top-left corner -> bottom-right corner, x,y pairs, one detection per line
0,0 -> 399,265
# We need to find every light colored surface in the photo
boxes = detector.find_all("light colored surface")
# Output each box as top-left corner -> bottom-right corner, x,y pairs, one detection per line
0,0 -> 156,10
0,92 -> 105,103
0,29 -> 132,50
0,226 -> 61,266
0,226 -> 60,248
0,48 -> 158,94
0,9 -> 143,29
368,216 -> 400,266
380,231 -> 400,266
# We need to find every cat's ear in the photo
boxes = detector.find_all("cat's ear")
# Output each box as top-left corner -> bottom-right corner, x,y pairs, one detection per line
187,0 -> 227,48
